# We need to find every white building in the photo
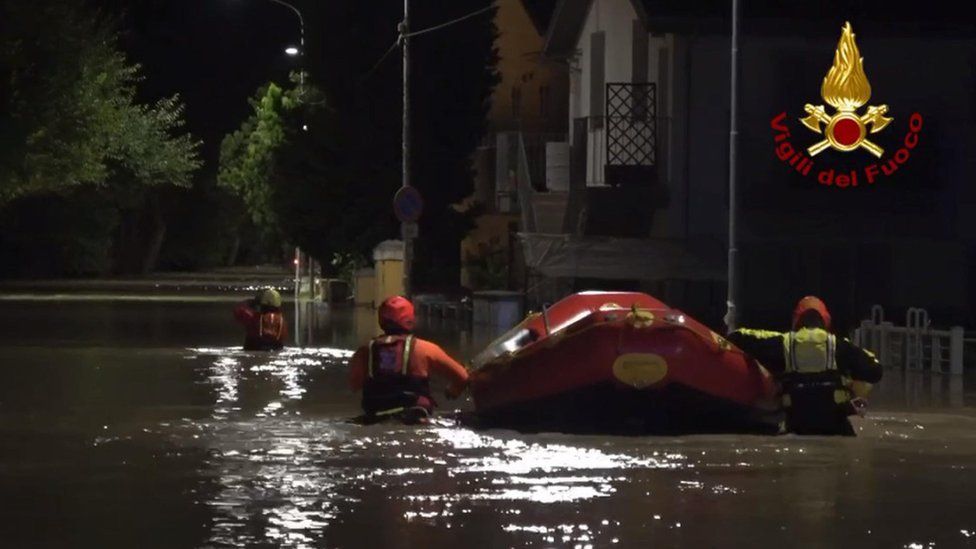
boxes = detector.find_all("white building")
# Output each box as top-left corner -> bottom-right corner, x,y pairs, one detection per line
523,0 -> 976,328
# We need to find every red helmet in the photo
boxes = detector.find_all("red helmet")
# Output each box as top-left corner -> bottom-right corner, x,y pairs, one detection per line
378,295 -> 415,333
792,295 -> 831,330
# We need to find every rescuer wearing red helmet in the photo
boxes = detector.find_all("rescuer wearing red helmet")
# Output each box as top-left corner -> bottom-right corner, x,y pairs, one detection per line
348,296 -> 470,423
234,288 -> 288,351
727,296 -> 882,436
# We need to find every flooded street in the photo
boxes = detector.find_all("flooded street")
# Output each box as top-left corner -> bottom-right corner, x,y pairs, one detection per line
1,297 -> 975,548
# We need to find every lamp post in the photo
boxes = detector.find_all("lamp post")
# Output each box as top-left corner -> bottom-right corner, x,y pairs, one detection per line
267,0 -> 304,64
253,0 -> 308,339
266,0 -> 304,95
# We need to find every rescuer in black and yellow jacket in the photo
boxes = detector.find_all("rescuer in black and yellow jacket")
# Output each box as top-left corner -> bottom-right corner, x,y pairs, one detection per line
727,296 -> 883,436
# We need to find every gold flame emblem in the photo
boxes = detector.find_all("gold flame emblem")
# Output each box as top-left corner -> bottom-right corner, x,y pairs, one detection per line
801,22 -> 892,157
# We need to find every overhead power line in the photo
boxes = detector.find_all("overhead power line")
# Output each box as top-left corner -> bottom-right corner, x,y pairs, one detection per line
361,3 -> 495,83
362,39 -> 401,82
404,4 -> 494,38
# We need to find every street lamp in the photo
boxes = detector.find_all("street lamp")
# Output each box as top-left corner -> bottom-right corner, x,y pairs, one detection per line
265,0 -> 304,90
245,0 -> 309,333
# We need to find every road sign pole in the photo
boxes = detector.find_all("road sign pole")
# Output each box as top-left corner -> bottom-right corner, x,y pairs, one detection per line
401,0 -> 412,298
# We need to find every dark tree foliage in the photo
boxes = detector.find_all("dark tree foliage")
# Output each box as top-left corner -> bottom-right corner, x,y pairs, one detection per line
219,73 -> 385,269
0,0 -> 202,276
0,0 -> 200,201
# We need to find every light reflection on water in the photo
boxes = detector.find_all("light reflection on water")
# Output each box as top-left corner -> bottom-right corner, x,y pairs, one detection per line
186,345 -> 715,547
161,338 -> 976,548
2,302 -> 976,547
189,346 -> 355,547
175,344 -> 976,548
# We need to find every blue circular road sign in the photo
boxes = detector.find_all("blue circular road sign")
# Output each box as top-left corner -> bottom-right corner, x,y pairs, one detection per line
393,186 -> 424,223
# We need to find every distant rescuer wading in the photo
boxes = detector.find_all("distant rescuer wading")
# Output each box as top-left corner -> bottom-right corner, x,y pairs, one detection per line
233,288 -> 288,351
727,296 -> 883,436
348,296 -> 469,423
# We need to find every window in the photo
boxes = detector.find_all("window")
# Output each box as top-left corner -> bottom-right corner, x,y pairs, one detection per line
470,319 -> 536,368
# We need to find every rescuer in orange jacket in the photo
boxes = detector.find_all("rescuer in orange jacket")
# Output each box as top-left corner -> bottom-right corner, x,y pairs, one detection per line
727,296 -> 883,436
348,296 -> 469,422
234,288 -> 288,351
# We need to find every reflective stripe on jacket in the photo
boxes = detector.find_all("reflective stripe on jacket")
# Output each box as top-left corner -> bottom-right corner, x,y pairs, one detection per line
781,328 -> 850,406
362,334 -> 432,415
258,312 -> 285,341
783,328 -> 836,374
368,335 -> 415,378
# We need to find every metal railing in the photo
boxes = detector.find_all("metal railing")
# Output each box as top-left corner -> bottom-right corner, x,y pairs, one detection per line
606,82 -> 657,168
853,305 -> 964,374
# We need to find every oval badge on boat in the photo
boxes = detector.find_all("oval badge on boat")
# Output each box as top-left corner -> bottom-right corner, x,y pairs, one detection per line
612,353 -> 668,389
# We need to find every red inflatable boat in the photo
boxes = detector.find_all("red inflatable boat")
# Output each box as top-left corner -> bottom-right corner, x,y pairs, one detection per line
469,292 -> 781,434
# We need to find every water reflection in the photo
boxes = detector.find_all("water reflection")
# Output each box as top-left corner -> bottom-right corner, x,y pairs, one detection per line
189,346 -> 355,547
178,332 -> 976,548
190,342 -> 713,546
874,369 -> 968,409
3,300 -> 976,548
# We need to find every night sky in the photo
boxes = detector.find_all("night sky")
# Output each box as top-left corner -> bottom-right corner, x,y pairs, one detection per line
98,0 -> 309,175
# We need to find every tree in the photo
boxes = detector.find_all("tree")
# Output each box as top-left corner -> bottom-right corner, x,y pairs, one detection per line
217,81 -> 298,233
0,0 -> 201,276
0,0 -> 200,202
216,1 -> 500,285
218,74 -> 366,266
271,92 -> 386,267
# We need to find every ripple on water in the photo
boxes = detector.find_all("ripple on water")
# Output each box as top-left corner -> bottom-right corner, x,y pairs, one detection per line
175,345 -> 976,548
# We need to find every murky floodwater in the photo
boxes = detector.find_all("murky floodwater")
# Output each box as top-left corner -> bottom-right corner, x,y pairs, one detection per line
1,297 -> 975,548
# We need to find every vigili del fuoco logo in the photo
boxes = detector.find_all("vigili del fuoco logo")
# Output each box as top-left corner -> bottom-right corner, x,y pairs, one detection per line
770,22 -> 923,188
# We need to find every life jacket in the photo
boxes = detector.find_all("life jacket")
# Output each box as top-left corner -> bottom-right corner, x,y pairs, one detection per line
781,327 -> 851,408
258,311 -> 284,341
362,334 -> 431,415
783,328 -> 836,373
243,310 -> 285,351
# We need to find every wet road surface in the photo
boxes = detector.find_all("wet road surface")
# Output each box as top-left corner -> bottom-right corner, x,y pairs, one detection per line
1,298 -> 975,548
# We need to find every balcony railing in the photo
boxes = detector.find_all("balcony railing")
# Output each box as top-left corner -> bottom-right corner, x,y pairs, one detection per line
572,115 -> 671,187
606,82 -> 657,169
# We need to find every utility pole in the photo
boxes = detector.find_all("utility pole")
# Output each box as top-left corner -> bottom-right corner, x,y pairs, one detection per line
724,0 -> 740,333
400,0 -> 413,297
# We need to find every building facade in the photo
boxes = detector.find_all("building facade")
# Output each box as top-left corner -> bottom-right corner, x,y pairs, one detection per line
531,0 -> 976,330
461,0 -> 568,291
